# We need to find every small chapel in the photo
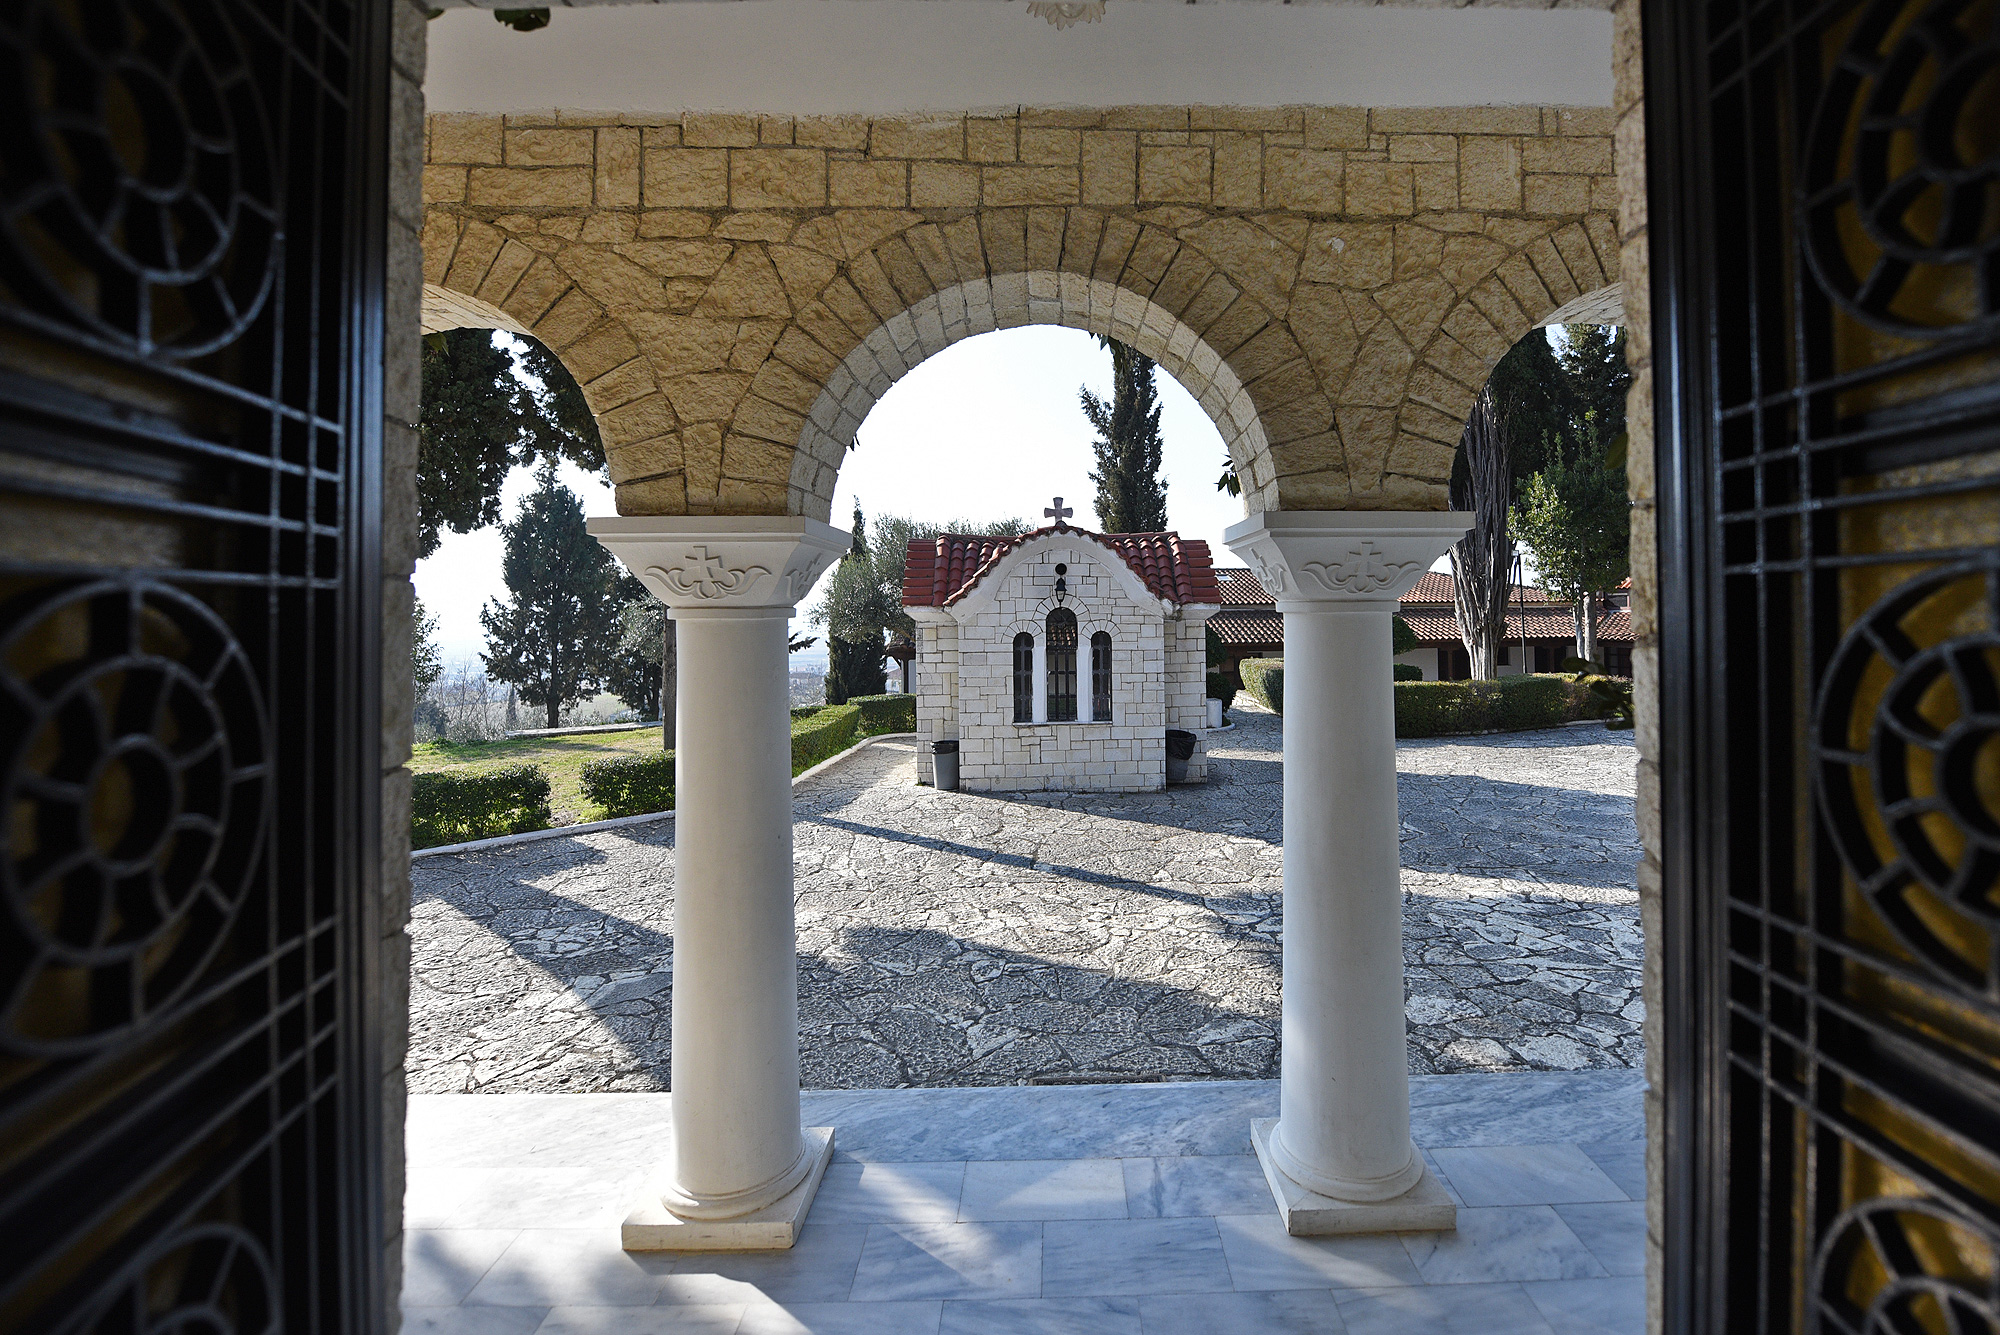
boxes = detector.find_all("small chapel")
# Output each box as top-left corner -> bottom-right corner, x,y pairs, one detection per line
902,499 -> 1222,793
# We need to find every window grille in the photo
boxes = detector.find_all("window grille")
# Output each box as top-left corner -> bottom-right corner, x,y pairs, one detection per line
1090,632 -> 1112,720
1012,632 -> 1034,722
1045,609 -> 1078,722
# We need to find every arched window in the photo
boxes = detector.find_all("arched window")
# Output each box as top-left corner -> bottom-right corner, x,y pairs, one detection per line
1045,608 -> 1078,722
1012,632 -> 1034,723
1090,631 -> 1112,721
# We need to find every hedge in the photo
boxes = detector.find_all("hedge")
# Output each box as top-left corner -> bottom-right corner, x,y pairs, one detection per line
792,703 -> 861,771
1205,672 -> 1238,716
845,692 -> 916,735
1393,663 -> 1425,682
1239,659 -> 1284,714
580,752 -> 676,819
411,764 -> 552,849
1235,659 -> 1621,737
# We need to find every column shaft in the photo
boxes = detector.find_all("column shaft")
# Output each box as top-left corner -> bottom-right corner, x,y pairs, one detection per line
665,605 -> 810,1215
1272,602 -> 1422,1201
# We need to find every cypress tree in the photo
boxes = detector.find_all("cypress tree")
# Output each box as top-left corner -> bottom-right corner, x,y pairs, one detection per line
479,464 -> 621,728
1081,338 -> 1169,532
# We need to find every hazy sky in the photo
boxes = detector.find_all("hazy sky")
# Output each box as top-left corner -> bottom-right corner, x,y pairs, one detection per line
415,327 -> 1251,670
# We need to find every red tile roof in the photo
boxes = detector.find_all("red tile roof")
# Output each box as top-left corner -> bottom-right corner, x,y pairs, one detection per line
1215,568 -> 1273,607
903,524 -> 1221,608
1209,610 -> 1284,647
1400,608 -> 1632,644
1400,570 -> 1560,604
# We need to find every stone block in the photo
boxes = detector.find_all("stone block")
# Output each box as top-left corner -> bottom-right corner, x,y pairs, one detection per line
644,150 -> 729,209
983,166 -> 1078,207
1304,106 -> 1368,150
1526,173 -> 1592,215
1139,146 -> 1212,204
429,112 -> 502,165
1264,149 -> 1344,211
1343,161 -> 1415,217
595,127 -> 642,207
912,163 -> 980,209
1459,138 -> 1524,210
466,166 -> 592,209
830,159 -> 907,208
1020,127 -> 1081,165
624,1129 -> 836,1251
871,117 -> 964,160
731,149 -> 827,209
1081,132 -> 1137,205
683,113 -> 760,147
506,126 -> 593,166
796,115 -> 869,151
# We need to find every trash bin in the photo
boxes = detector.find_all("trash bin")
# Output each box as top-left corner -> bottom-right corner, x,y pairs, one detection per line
931,738 -> 960,791
1164,729 -> 1197,784
1206,697 -> 1225,729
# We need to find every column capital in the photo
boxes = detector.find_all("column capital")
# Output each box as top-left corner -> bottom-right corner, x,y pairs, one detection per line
588,516 -> 851,612
1222,511 -> 1472,608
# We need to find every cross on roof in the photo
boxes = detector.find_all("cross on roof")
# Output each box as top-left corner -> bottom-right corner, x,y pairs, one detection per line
1044,497 -> 1073,524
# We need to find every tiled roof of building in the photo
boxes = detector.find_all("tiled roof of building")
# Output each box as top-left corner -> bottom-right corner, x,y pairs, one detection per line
1215,568 -> 1272,607
1208,610 -> 1284,648
903,524 -> 1221,609
1401,570 -> 1560,604
1400,608 -> 1633,644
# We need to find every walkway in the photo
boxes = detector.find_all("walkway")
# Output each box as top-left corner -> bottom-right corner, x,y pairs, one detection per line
401,1071 -> 1646,1335
407,705 -> 1641,1093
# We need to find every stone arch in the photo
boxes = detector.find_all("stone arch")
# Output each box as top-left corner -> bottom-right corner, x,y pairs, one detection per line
420,107 -> 1624,519
790,270 -> 1274,525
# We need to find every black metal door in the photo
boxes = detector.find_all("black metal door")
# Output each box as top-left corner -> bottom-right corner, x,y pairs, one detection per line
0,0 -> 388,1331
1650,1 -> 2000,1331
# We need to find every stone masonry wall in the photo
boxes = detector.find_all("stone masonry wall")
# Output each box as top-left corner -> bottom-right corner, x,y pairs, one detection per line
1168,614 -> 1213,783
913,617 -> 957,787
953,545 -> 1168,793
422,106 -> 1619,520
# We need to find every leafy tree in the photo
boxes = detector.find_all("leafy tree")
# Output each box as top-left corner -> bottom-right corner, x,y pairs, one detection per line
604,574 -> 664,725
418,329 -> 604,559
479,464 -> 621,728
1514,447 -> 1630,664
1392,614 -> 1418,656
1081,338 -> 1169,532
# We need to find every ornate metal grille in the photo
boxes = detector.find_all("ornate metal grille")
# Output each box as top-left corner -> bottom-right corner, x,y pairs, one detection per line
1091,631 -> 1112,721
1013,631 -> 1034,723
0,0 -> 388,1331
1045,609 -> 1078,723
1652,1 -> 2000,1331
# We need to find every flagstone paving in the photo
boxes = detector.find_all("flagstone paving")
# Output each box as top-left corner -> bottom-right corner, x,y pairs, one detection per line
406,702 -> 1641,1093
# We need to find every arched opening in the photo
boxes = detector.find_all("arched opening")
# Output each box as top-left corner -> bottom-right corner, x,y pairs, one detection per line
1044,606 -> 1079,723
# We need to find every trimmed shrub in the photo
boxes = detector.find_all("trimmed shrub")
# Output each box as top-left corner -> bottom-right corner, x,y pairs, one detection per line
790,705 -> 823,720
411,765 -> 552,849
1239,658 -> 1284,714
1393,674 -> 1598,738
1393,664 -> 1424,682
793,703 -> 861,772
846,693 -> 917,735
1486,673 -> 1571,731
580,752 -> 676,818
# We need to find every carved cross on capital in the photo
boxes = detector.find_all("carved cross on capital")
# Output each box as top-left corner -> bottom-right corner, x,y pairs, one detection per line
1044,497 -> 1074,526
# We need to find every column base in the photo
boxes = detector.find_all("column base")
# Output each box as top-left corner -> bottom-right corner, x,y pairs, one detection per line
623,1127 -> 836,1252
1251,1119 -> 1456,1236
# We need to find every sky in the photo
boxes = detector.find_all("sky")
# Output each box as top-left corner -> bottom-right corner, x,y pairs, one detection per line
415,327 -> 1253,672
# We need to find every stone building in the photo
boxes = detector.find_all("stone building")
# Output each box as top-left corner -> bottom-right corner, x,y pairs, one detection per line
901,505 -> 1220,792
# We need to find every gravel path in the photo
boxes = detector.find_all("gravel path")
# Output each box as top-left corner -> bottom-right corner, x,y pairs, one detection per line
406,704 -> 1641,1093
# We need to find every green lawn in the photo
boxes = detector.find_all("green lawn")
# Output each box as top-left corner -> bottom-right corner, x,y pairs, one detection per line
410,728 -> 666,826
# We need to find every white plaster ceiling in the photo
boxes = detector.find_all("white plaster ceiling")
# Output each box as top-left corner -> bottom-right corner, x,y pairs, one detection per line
424,1 -> 1615,116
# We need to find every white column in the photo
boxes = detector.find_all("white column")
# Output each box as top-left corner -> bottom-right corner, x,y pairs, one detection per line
1032,635 -> 1048,723
589,516 -> 850,1249
1224,510 -> 1471,1235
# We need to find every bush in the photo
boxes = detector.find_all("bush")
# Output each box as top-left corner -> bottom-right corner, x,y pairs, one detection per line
793,703 -> 861,772
1393,664 -> 1424,682
790,705 -> 822,720
1240,659 -> 1284,714
1205,672 -> 1237,716
580,752 -> 676,818
846,693 -> 916,735
411,764 -> 552,849
1393,674 -> 1600,738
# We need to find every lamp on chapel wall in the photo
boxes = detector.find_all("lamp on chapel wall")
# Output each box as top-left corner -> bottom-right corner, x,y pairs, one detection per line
1053,563 -> 1069,607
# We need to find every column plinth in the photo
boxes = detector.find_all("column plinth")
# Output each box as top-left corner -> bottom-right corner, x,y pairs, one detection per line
1224,510 -> 1472,1236
589,516 -> 850,1250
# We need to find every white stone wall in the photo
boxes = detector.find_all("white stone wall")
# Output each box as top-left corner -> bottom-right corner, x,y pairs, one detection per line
912,614 -> 956,786
1167,610 -> 1216,782
1394,647 -> 1440,680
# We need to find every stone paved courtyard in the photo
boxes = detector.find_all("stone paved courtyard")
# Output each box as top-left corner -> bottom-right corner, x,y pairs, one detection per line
407,704 -> 1641,1093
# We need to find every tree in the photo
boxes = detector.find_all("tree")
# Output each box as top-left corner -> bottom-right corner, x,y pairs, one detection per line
1450,385 -> 1512,680
1511,325 -> 1632,662
479,463 -> 620,727
1513,447 -> 1630,664
603,574 -> 666,725
413,596 -> 443,699
418,328 -> 605,559
1081,338 -> 1169,532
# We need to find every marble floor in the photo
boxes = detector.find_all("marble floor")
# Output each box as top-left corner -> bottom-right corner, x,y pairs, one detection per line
402,1071 -> 1648,1334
